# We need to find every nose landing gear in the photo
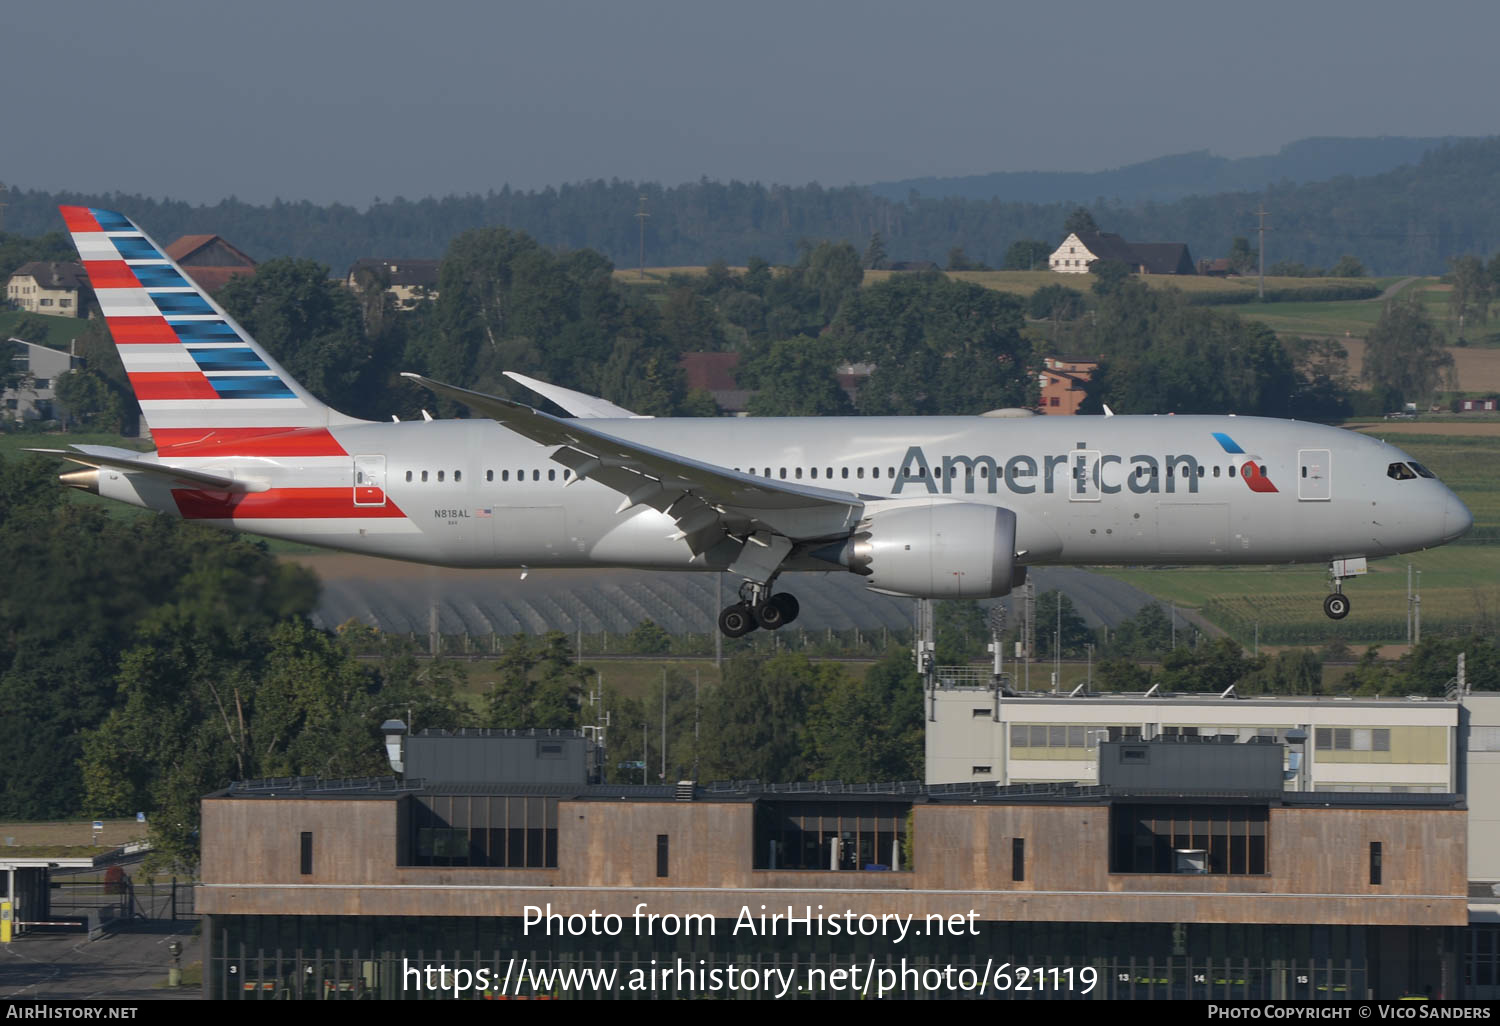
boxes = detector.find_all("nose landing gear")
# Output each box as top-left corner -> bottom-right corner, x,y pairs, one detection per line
717,581 -> 800,637
1322,557 -> 1365,620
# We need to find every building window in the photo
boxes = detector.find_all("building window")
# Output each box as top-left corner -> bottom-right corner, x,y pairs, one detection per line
1315,728 -> 1391,752
404,795 -> 559,868
1012,838 -> 1025,882
656,834 -> 669,878
300,832 -> 313,875
753,801 -> 911,871
1109,803 -> 1268,875
972,766 -> 992,775
1369,842 -> 1382,885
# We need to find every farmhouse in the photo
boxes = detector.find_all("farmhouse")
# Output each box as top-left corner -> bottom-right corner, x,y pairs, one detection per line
164,235 -> 257,293
1049,231 -> 1195,275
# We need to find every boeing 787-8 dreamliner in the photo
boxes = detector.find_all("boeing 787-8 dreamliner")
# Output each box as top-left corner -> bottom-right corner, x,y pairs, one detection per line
33,207 -> 1472,636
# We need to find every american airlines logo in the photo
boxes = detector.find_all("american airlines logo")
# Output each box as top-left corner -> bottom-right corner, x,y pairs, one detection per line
890,437 -> 1276,497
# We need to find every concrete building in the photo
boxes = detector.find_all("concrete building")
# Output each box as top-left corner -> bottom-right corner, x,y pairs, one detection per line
196,728 -> 1466,1000
4,337 -> 79,423
1038,356 -> 1097,415
6,261 -> 88,315
925,685 -> 1457,792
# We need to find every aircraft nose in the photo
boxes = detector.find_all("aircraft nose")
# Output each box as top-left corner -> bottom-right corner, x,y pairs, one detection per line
1444,492 -> 1474,542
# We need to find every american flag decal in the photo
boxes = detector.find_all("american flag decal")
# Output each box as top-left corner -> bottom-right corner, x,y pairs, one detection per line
476,508 -> 493,518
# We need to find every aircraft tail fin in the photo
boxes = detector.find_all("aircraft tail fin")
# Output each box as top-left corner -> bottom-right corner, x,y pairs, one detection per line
59,206 -> 361,446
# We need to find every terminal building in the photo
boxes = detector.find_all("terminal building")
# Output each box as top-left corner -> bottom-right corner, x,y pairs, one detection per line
196,727 -> 1467,1000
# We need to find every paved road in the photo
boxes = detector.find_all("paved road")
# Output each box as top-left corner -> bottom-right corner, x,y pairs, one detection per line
0,920 -> 200,1001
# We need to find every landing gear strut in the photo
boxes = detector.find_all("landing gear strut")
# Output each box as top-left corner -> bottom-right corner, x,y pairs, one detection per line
718,580 -> 800,637
1322,559 -> 1360,620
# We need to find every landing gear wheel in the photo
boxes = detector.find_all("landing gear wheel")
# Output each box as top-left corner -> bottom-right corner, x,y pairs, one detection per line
718,603 -> 756,637
769,592 -> 800,626
1323,593 -> 1351,620
754,599 -> 787,631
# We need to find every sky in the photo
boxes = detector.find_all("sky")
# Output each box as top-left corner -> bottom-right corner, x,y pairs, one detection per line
5,0 -> 1500,207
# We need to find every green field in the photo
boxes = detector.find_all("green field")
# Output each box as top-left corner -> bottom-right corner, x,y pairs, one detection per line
0,309 -> 93,349
1101,431 -> 1500,646
1213,279 -> 1456,340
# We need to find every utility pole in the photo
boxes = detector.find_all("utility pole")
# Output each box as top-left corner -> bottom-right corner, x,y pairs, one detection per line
1407,564 -> 1414,644
635,194 -> 650,280
1255,205 -> 1271,300
1414,570 -> 1422,645
1054,592 -> 1062,693
660,669 -> 667,782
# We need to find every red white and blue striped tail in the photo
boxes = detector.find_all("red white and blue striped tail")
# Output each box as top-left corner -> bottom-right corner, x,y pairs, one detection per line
59,206 -> 361,444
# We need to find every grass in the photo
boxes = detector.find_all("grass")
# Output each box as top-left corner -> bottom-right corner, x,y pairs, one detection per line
0,309 -> 93,349
1099,431 -> 1500,645
0,818 -> 148,849
1208,279 -> 1454,341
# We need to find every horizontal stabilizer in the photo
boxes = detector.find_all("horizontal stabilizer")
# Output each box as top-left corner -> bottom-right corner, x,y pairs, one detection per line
23,447 -> 249,491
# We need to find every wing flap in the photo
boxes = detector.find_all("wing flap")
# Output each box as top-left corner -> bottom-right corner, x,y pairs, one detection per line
402,373 -> 863,549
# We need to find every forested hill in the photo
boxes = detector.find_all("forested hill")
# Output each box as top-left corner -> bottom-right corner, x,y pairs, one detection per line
869,136 -> 1463,204
7,137 -> 1499,274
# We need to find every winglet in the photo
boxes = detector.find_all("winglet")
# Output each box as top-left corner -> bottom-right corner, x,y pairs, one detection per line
503,371 -> 645,419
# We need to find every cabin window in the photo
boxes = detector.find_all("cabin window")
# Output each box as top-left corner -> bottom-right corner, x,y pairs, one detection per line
548,469 -> 556,481
795,468 -> 803,479
842,467 -> 849,479
437,470 -> 445,482
421,470 -> 428,483
1229,465 -> 1236,478
857,467 -> 865,479
533,470 -> 540,481
455,470 -> 462,482
810,467 -> 817,479
563,470 -> 571,480
779,468 -> 787,480
826,467 -> 833,478
1213,466 -> 1220,478
1197,466 -> 1206,478
486,470 -> 493,482
405,471 -> 413,482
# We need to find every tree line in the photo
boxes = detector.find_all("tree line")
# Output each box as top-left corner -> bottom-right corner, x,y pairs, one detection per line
10,138 -> 1500,275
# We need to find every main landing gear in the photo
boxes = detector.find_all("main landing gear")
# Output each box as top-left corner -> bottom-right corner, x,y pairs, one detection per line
718,580 -> 800,638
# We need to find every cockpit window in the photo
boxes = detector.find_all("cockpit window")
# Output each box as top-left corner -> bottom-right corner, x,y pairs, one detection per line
1387,462 -> 1417,481
1409,462 -> 1436,479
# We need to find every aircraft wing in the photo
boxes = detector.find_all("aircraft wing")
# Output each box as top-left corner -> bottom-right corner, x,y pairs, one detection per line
24,446 -> 248,491
402,373 -> 863,561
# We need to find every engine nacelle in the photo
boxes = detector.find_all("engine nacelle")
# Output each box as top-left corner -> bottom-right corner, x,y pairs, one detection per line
842,502 -> 1017,599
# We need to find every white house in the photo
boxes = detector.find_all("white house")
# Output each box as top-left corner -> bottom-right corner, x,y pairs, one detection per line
1048,231 -> 1195,275
5,262 -> 89,316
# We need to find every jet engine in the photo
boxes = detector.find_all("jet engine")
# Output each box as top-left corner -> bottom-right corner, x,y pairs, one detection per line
828,502 -> 1018,599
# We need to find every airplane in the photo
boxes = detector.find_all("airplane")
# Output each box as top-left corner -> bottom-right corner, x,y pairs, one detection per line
32,206 -> 1473,637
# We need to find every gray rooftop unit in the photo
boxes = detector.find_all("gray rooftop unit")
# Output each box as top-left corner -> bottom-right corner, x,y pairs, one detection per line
1099,738 -> 1285,794
403,728 -> 600,786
